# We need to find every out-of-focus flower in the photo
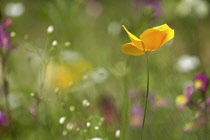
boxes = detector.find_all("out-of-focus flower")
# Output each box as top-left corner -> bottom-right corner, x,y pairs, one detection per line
62,130 -> 67,136
66,122 -> 74,130
184,86 -> 197,106
194,73 -> 209,92
206,97 -> 210,106
184,87 -> 194,99
85,0 -> 103,18
29,106 -> 37,117
52,40 -> 58,46
46,51 -> 91,89
151,95 -> 168,108
69,106 -> 75,112
1,17 -> 12,28
59,116 -> 66,125
94,126 -> 99,130
47,25 -> 54,34
176,94 -> 187,109
91,67 -> 109,84
148,93 -> 168,108
176,0 -> 209,19
86,122 -> 91,128
183,121 -> 196,133
175,55 -> 199,73
176,86 -> 196,110
134,0 -> 163,17
0,30 -> 10,47
10,32 -> 16,37
178,74 -> 210,132
82,99 -> 90,107
0,17 -> 16,53
46,63 -> 75,88
0,110 -> 9,127
0,17 -> 13,48
98,95 -> 118,124
5,2 -> 25,17
121,24 -> 174,55
130,104 -> 143,128
115,129 -> 120,137
64,41 -> 71,47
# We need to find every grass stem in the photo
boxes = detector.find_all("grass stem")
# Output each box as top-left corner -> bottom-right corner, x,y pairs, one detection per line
121,56 -> 133,140
141,52 -> 150,140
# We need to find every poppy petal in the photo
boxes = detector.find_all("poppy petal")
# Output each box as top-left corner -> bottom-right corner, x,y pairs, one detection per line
121,42 -> 145,56
122,25 -> 144,50
140,24 -> 174,51
161,28 -> 174,46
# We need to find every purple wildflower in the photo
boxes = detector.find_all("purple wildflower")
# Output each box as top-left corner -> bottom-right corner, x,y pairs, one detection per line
185,87 -> 194,98
130,104 -> 143,128
2,17 -> 12,28
0,110 -> 9,127
148,93 -> 168,108
29,106 -> 37,117
0,31 -> 10,46
206,97 -> 210,106
134,0 -> 163,17
98,95 -> 118,124
194,73 -> 209,92
0,17 -> 15,52
184,86 -> 194,104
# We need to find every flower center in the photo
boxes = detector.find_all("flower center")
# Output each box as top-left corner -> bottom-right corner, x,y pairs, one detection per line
194,80 -> 203,89
176,95 -> 187,106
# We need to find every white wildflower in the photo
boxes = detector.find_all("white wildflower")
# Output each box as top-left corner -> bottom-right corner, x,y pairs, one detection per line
47,25 -> 54,34
175,55 -> 199,73
5,2 -> 25,17
59,116 -> 66,124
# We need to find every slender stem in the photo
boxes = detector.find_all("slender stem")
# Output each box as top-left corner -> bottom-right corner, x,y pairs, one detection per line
0,51 -> 10,115
39,34 -> 50,94
202,92 -> 209,140
141,52 -> 150,140
40,62 -> 48,94
121,56 -> 133,140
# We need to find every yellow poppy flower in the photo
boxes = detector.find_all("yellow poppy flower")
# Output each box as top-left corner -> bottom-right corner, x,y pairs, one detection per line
121,24 -> 174,55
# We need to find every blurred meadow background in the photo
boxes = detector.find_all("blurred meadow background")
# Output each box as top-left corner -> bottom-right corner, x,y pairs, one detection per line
1,0 -> 210,139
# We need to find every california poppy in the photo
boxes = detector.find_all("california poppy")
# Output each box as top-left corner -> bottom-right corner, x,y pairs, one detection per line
121,24 -> 174,55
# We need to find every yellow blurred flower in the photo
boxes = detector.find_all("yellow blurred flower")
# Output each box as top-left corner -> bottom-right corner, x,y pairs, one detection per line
46,51 -> 91,89
121,24 -> 174,55
176,94 -> 187,106
46,63 -> 75,88
183,122 -> 195,132
194,80 -> 203,90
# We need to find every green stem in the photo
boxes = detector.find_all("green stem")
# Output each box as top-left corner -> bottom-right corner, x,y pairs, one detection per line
121,56 -> 133,140
0,51 -> 10,115
202,92 -> 209,140
141,52 -> 150,140
40,62 -> 48,94
39,34 -> 50,94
